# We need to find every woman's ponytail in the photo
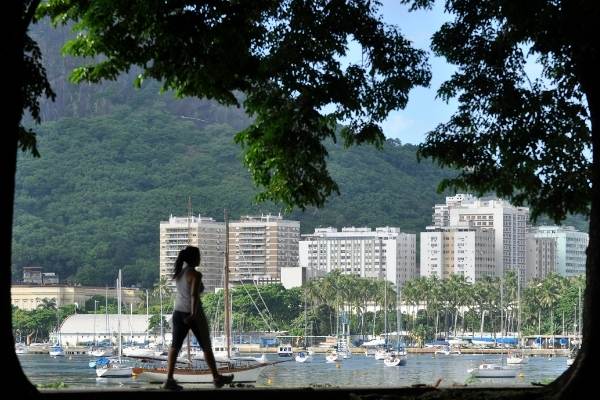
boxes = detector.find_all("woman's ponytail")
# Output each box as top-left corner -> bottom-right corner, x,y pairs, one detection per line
173,250 -> 185,279
173,246 -> 201,279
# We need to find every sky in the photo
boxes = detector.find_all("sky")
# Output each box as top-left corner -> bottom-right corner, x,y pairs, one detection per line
352,1 -> 458,144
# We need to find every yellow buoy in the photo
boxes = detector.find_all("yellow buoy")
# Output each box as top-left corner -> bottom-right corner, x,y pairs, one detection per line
336,363 -> 341,368
267,378 -> 272,385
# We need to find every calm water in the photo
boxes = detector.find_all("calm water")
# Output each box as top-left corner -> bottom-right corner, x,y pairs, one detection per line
19,353 -> 568,390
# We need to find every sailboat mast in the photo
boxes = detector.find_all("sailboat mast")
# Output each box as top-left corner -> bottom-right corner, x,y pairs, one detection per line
159,285 -> 164,347
517,268 -> 521,344
145,289 -> 149,346
118,270 -> 122,362
383,279 -> 387,347
396,286 -> 401,349
105,286 -> 109,341
224,209 -> 231,358
187,196 -> 192,363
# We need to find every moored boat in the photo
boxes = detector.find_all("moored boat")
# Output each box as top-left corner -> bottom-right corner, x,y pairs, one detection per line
468,363 -> 518,378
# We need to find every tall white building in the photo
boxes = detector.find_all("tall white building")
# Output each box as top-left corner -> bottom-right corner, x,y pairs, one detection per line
229,214 -> 300,285
437,196 -> 529,286
432,194 -> 477,227
299,227 -> 416,288
526,226 -> 588,279
159,215 -> 225,293
420,225 -> 495,282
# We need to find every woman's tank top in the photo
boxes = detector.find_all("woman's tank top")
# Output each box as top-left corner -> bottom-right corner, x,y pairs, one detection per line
174,263 -> 192,313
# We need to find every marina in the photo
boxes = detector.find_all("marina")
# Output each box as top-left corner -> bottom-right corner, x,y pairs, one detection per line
19,352 -> 569,390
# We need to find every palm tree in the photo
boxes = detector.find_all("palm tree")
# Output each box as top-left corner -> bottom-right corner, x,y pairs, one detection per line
539,273 -> 567,337
37,297 -> 57,311
401,279 -> 418,337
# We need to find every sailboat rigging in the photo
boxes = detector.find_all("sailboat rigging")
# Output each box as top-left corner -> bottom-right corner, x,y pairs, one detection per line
96,270 -> 133,377
383,284 -> 407,367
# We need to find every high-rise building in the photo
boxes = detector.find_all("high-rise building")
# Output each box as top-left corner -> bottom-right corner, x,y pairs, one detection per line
526,226 -> 588,279
299,227 -> 416,288
420,225 -> 495,282
526,236 -> 557,282
229,214 -> 300,285
159,215 -> 225,293
437,196 -> 529,286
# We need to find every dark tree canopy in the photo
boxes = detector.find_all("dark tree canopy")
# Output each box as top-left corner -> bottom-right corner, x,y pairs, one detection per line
404,0 -> 599,397
39,0 -> 430,210
19,0 -> 55,157
407,0 -> 594,223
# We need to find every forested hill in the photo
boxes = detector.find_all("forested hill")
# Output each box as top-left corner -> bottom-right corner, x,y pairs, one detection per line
11,22 -> 586,289
13,103 -> 455,288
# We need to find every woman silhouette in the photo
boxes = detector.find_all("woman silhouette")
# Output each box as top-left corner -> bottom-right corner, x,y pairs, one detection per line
163,246 -> 234,390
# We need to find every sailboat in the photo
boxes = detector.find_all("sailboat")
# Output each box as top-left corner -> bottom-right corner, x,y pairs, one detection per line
469,275 -> 519,377
296,293 -> 313,363
375,278 -> 391,361
96,270 -> 133,378
49,302 -> 65,357
506,270 -> 527,365
134,209 -> 278,385
383,285 -> 407,367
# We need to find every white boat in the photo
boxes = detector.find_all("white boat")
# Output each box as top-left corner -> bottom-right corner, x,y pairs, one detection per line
374,348 -> 388,360
506,350 -> 528,364
567,357 -> 575,366
15,343 -> 28,355
277,344 -> 293,357
89,347 -> 113,357
434,345 -> 451,356
325,350 -> 339,363
295,351 -> 312,363
96,270 -> 132,378
383,353 -> 407,367
96,361 -> 133,378
135,362 -> 271,384
213,343 -> 240,360
49,343 -> 65,357
448,338 -> 468,347
468,363 -> 518,378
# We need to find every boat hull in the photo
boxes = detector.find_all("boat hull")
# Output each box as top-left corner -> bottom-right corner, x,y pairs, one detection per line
384,357 -> 407,367
134,363 -> 271,384
96,366 -> 133,378
469,364 -> 518,378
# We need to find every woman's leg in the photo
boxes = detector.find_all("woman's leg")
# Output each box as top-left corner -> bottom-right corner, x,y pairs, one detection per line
189,309 -> 220,378
166,347 -> 179,380
166,311 -> 188,380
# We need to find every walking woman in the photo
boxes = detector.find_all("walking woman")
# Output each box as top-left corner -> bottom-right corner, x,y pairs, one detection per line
163,246 -> 234,390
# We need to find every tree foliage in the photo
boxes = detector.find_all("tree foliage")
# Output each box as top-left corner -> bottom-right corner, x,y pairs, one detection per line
407,0 -> 593,223
18,0 -> 56,157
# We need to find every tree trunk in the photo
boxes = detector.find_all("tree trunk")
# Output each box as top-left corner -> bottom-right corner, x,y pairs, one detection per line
5,2 -> 39,396
551,10 -> 599,393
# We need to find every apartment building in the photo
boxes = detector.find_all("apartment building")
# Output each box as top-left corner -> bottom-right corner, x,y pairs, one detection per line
228,214 -> 300,285
526,236 -> 557,282
420,225 -> 495,282
437,196 -> 529,286
299,226 -> 417,288
159,215 -> 225,292
527,226 -> 588,279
